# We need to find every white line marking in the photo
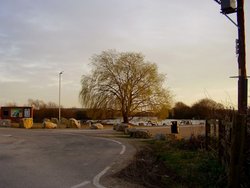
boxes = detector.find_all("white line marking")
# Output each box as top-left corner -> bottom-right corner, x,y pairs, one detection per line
108,139 -> 122,145
93,166 -> 111,188
57,132 -> 126,187
100,138 -> 126,155
2,134 -> 12,137
71,181 -> 90,188
57,132 -> 127,155
120,145 -> 126,155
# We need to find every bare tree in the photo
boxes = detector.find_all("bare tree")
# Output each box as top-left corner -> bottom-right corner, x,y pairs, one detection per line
27,99 -> 59,109
79,50 -> 172,123
4,102 -> 17,106
46,101 -> 59,108
27,99 -> 46,109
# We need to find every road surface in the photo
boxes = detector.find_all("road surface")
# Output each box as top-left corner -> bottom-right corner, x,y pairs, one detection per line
0,128 -> 127,188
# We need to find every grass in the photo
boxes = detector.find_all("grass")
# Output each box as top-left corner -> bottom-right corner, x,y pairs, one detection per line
150,137 -> 227,188
117,135 -> 227,188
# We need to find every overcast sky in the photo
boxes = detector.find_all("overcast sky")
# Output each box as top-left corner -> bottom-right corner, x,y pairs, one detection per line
0,0 -> 249,108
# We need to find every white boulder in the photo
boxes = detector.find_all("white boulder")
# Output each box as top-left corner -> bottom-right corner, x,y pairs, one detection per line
43,120 -> 57,129
89,122 -> 104,129
68,118 -> 81,128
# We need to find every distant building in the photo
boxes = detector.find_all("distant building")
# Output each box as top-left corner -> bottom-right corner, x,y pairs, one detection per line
0,106 -> 33,122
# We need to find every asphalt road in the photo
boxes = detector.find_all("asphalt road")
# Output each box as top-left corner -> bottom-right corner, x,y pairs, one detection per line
0,128 -> 126,188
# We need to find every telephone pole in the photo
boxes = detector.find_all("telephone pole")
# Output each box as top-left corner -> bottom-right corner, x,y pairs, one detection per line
217,0 -> 247,114
215,2 -> 248,187
236,0 -> 247,114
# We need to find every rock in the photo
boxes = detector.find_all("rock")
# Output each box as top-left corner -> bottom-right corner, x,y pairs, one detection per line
57,117 -> 69,128
68,118 -> 81,128
115,123 -> 132,132
0,119 -> 11,127
113,124 -> 118,130
138,122 -> 145,126
124,128 -> 137,135
51,118 -> 59,124
19,118 -> 33,129
129,129 -> 152,139
43,118 -> 51,122
43,120 -> 57,129
61,117 -> 69,125
89,122 -> 104,129
113,124 -> 118,131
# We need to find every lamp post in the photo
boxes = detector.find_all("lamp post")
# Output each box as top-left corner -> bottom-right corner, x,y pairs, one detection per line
59,71 -> 63,125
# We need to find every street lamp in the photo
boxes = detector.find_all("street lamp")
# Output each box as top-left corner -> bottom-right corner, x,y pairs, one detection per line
59,71 -> 63,125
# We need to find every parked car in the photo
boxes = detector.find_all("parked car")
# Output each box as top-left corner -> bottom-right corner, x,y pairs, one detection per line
146,121 -> 158,126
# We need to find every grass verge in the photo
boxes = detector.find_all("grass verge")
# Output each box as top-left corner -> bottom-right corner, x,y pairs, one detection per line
116,135 -> 227,188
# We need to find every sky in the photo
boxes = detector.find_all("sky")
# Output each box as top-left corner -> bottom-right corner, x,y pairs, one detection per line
0,0 -> 249,108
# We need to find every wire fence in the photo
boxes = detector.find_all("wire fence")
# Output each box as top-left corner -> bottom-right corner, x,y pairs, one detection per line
205,114 -> 249,187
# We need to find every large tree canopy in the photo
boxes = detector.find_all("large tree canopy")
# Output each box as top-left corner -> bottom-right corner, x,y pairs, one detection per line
172,102 -> 193,119
191,98 -> 224,119
172,99 -> 225,119
79,50 -> 172,123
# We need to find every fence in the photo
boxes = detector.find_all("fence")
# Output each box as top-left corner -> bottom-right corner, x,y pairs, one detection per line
245,116 -> 250,187
206,114 -> 249,187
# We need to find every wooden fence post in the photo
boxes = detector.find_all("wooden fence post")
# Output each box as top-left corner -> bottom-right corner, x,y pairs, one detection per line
205,120 -> 211,150
229,114 -> 246,188
218,120 -> 224,164
213,121 -> 217,137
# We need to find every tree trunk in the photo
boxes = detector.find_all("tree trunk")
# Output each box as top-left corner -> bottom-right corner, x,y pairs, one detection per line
122,113 -> 129,123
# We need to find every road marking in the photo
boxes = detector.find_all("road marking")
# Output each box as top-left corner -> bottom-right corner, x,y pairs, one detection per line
1,134 -> 12,137
120,145 -> 126,155
56,132 -> 126,155
57,132 -> 126,188
85,138 -> 126,187
93,166 -> 111,188
70,181 -> 90,188
101,138 -> 126,155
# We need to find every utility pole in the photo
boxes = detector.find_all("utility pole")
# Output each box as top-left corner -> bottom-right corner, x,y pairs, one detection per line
214,2 -> 247,187
217,0 -> 247,114
236,0 -> 247,114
